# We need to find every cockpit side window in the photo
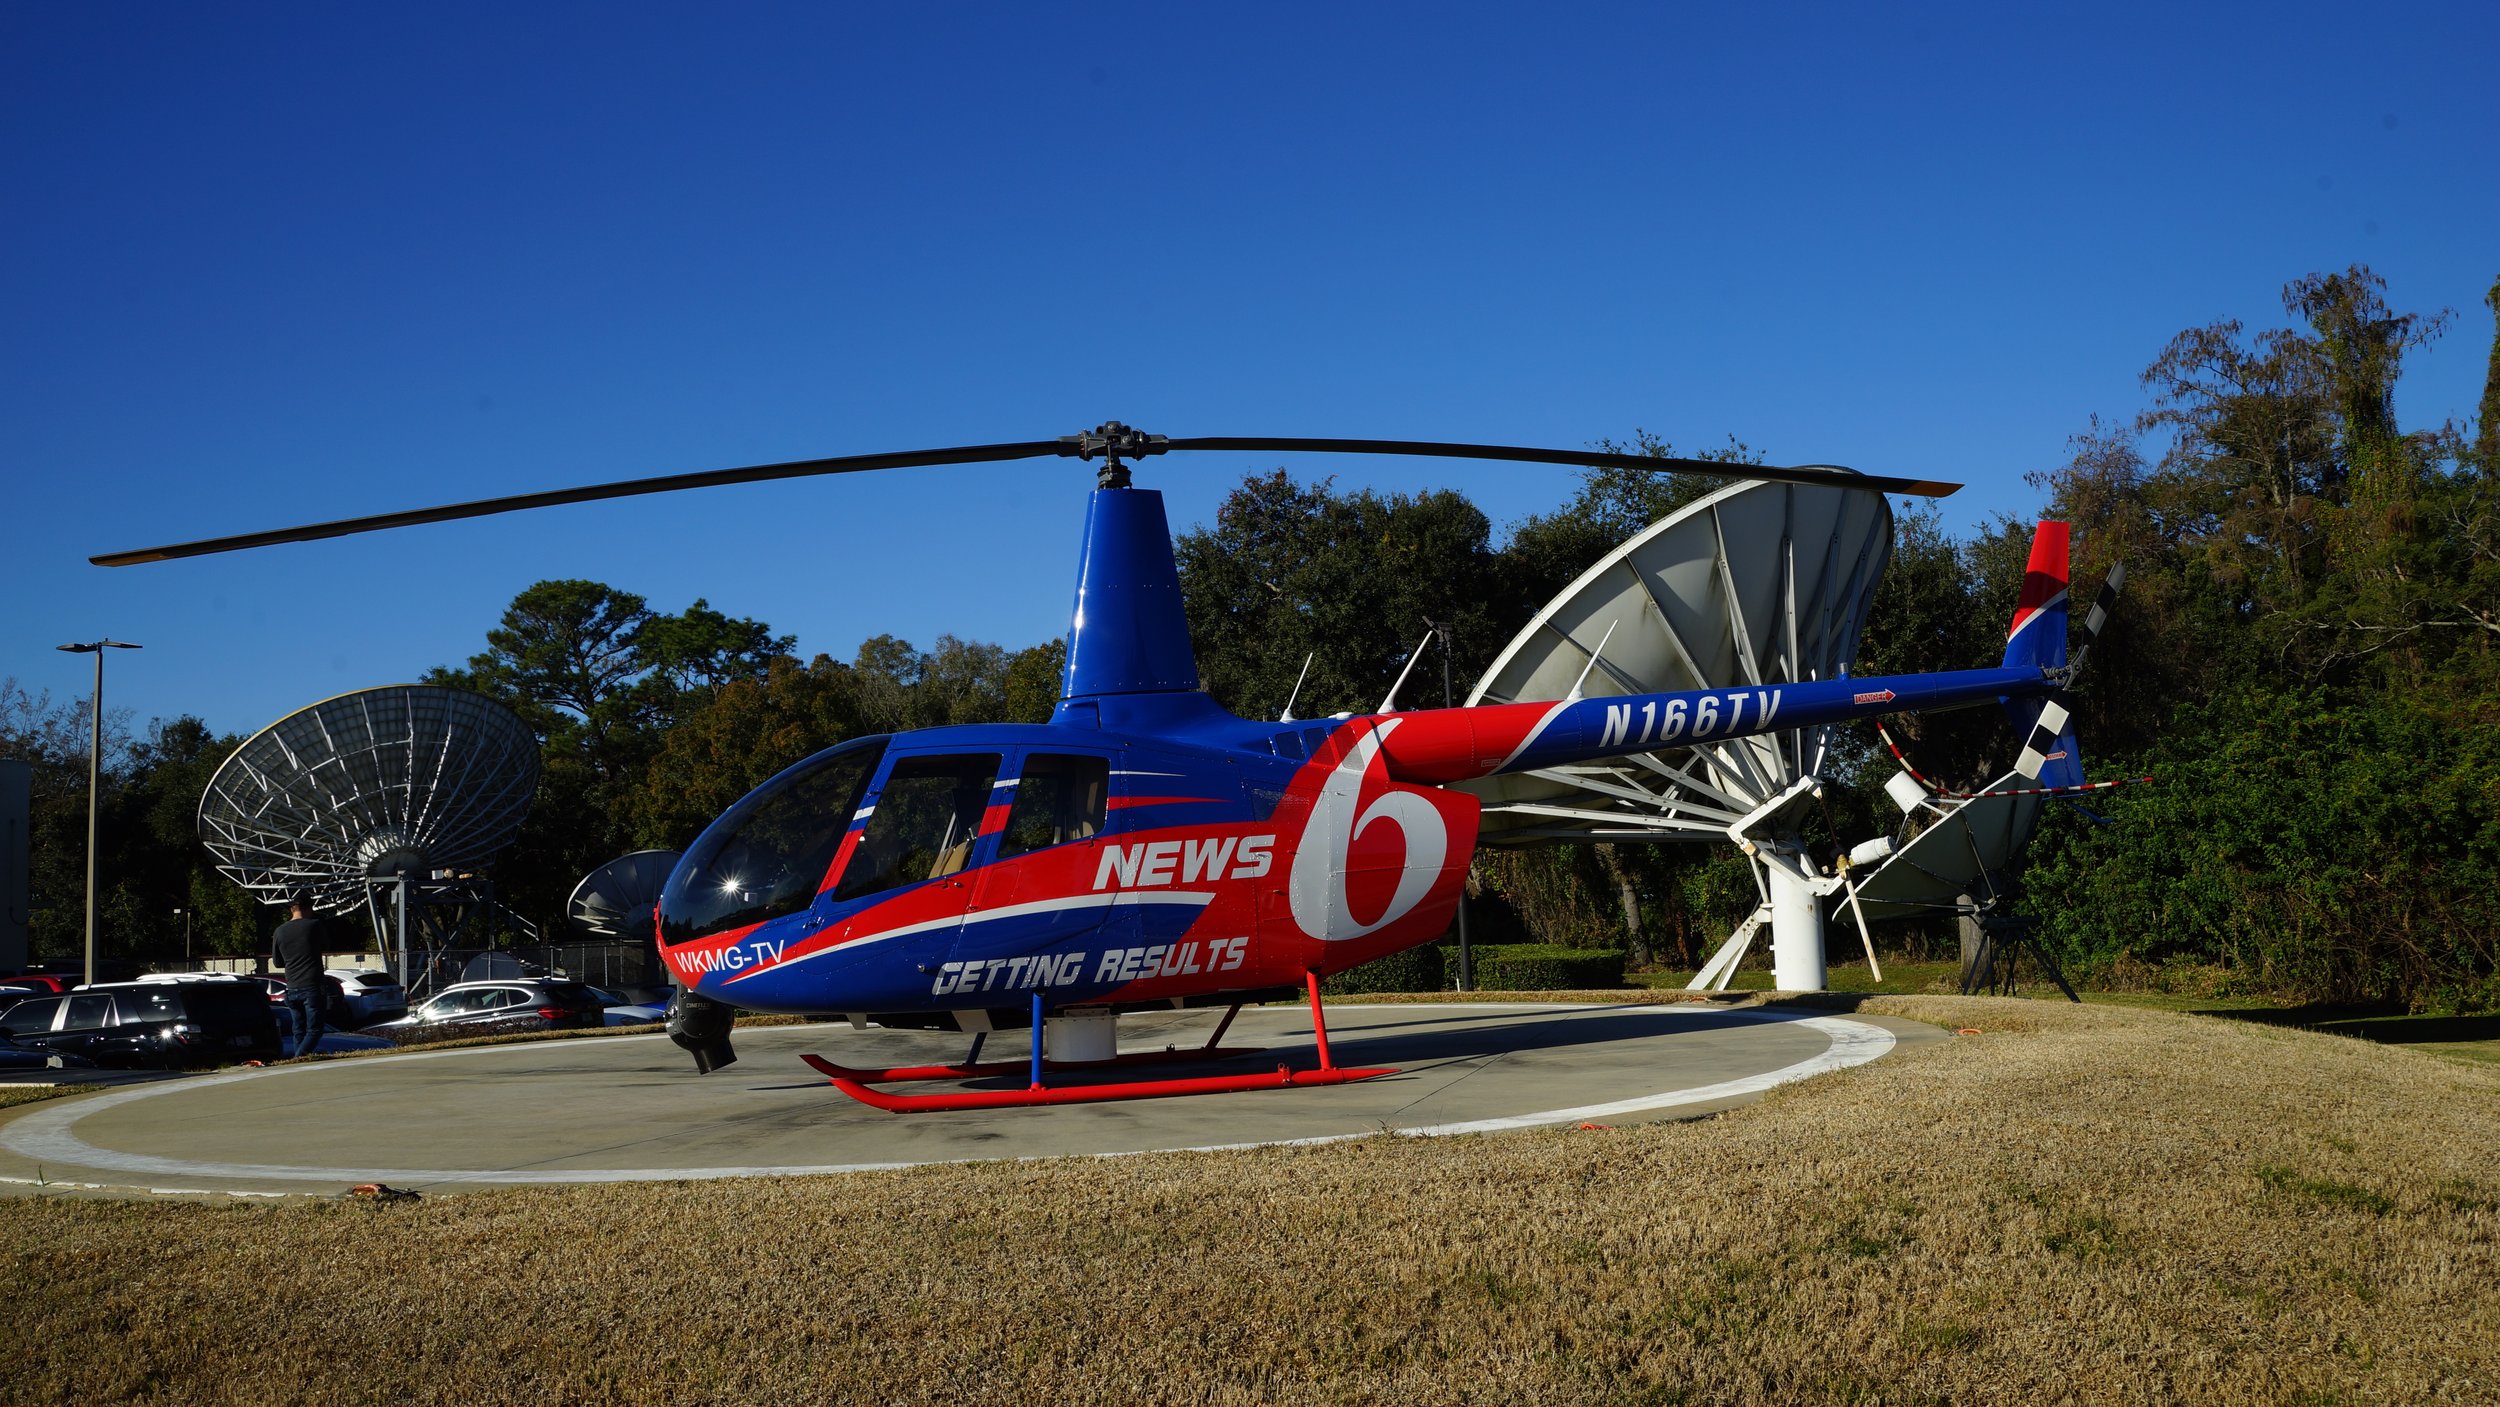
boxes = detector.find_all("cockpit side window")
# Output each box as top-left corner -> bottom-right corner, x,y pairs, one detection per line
997,754 -> 1110,858
657,735 -> 888,945
831,754 -> 1002,901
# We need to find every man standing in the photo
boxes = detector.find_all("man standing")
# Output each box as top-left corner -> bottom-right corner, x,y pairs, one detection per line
270,891 -> 331,1059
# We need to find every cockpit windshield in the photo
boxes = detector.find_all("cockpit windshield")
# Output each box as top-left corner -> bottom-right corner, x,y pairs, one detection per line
657,735 -> 888,945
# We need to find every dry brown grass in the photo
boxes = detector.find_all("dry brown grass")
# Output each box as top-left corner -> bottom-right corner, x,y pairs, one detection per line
4,998 -> 2495,1406
0,1086 -> 74,1113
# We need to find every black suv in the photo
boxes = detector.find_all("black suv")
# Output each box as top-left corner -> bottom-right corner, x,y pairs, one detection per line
0,979 -> 281,1068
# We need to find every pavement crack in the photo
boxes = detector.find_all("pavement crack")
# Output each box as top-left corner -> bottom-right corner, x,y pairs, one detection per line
1387,1049 -> 1513,1120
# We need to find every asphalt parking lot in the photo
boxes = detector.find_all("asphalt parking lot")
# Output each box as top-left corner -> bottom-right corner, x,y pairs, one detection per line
0,1001 -> 1937,1198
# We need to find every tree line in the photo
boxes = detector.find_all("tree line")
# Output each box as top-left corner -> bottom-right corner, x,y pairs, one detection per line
8,264 -> 2493,1008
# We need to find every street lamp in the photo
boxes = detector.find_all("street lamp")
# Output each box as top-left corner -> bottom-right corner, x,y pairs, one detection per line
56,639 -> 141,987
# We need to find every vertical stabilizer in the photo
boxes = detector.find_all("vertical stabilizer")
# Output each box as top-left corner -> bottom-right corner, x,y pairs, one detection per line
2002,521 -> 2071,672
2000,522 -> 2083,788
1060,487 -> 1200,699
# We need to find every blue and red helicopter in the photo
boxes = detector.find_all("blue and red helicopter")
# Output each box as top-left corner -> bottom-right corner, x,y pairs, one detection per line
97,424 -> 2097,1110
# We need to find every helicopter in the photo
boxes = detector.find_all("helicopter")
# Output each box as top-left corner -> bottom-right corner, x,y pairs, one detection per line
96,423 -> 2097,1111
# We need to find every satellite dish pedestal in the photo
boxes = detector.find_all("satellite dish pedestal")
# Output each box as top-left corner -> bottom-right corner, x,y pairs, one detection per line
389,876 -> 409,989
1767,863 -> 1825,991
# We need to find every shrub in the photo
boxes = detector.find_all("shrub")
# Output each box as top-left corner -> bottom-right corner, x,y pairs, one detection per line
1324,944 -> 1446,995
1470,944 -> 1626,991
2022,688 -> 2500,1006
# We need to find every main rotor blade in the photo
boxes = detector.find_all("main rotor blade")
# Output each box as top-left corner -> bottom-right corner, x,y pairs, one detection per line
92,426 -> 1958,567
1163,436 -> 1960,499
90,439 -> 1068,566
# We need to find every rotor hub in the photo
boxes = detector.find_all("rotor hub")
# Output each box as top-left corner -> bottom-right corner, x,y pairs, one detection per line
1057,421 -> 1169,489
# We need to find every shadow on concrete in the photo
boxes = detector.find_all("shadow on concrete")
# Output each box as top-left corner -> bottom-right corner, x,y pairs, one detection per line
848,1003 -> 1832,1094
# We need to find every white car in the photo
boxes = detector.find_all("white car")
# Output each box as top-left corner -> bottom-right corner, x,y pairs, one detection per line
586,986 -> 668,1027
325,969 -> 408,1026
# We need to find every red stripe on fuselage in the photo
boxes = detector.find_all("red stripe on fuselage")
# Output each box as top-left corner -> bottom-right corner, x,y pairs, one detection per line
658,919 -> 767,985
1369,700 -> 1562,784
816,826 -> 867,897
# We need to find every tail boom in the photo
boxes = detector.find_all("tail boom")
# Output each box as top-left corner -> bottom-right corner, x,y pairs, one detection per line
1373,664 -> 2054,784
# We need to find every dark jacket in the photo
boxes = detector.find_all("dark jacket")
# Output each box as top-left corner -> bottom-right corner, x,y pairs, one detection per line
270,917 -> 331,991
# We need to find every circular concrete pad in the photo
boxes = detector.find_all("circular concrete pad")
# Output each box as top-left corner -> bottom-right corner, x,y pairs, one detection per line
0,1002 -> 1933,1197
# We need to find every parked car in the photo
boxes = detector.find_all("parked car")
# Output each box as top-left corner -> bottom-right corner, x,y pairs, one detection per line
324,969 -> 407,1026
0,973 -> 78,996
365,979 -> 607,1045
220,973 -> 355,1025
0,983 -> 47,1015
0,979 -> 281,1068
0,1036 -> 95,1071
269,1003 -> 397,1055
584,986 -> 668,1027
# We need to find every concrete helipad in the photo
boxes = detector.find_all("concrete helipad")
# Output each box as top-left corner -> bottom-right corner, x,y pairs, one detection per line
0,1001 -> 1936,1198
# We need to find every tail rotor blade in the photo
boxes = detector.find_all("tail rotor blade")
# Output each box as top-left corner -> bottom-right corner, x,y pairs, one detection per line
2068,562 -> 2127,677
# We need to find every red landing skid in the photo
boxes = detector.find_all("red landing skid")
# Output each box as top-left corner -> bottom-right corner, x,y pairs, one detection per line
804,973 -> 1396,1112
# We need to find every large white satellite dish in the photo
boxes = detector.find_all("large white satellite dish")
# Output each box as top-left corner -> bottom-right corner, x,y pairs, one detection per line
1461,478 -> 1893,989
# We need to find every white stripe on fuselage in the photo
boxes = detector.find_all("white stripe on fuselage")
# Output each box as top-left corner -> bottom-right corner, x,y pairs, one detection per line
720,889 -> 1216,984
2005,588 -> 2069,643
1492,701 -> 1575,772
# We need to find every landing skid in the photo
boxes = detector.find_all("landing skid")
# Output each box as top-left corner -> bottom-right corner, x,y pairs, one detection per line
806,974 -> 1396,1112
797,1044 -> 1270,1084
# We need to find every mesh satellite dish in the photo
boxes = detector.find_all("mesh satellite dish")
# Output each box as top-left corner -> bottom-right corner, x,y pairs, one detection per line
568,849 -> 681,940
1835,768 -> 2082,1000
1843,773 -> 2045,925
1460,478 -> 1892,990
198,684 -> 540,983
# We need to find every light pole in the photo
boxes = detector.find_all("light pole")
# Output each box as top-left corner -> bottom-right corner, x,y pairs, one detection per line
56,640 -> 141,987
173,907 -> 191,963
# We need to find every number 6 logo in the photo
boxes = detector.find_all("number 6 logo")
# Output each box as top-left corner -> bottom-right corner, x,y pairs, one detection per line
1288,719 -> 1449,942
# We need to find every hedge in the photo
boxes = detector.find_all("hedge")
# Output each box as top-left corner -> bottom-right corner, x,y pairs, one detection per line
1469,944 -> 1626,991
1323,943 -> 1446,995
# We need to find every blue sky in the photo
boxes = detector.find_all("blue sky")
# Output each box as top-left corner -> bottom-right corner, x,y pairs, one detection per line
5,2 -> 2494,741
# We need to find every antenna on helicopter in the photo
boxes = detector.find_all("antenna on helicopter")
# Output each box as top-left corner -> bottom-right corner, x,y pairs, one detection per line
1279,653 -> 1314,723
1377,631 -> 1435,713
1563,620 -> 1620,703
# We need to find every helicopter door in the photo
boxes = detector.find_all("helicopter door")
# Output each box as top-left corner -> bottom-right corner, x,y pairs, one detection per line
947,751 -> 1113,995
829,752 -> 1004,958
